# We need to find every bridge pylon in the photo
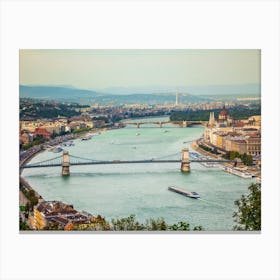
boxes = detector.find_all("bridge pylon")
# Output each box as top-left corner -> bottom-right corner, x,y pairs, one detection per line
181,148 -> 190,172
62,151 -> 70,176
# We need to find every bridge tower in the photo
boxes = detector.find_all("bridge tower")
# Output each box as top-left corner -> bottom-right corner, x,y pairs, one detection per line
181,148 -> 190,172
62,151 -> 70,176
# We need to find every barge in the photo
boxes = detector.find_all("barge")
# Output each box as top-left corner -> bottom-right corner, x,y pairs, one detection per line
168,186 -> 200,199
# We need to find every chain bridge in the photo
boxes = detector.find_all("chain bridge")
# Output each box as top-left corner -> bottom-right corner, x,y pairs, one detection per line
20,147 -> 233,176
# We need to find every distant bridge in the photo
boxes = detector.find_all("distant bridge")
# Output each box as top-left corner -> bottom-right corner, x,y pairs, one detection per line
122,120 -> 208,128
21,149 -> 232,176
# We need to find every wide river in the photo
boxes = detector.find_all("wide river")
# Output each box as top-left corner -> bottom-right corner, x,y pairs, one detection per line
22,117 -> 256,230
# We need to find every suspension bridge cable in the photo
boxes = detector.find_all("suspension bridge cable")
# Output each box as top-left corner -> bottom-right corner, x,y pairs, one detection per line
148,151 -> 181,160
24,155 -> 62,166
69,154 -> 108,163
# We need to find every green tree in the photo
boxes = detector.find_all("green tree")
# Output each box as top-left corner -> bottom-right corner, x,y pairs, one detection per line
242,154 -> 253,166
229,151 -> 239,160
111,215 -> 146,230
19,218 -> 31,230
233,183 -> 261,231
170,221 -> 190,231
145,217 -> 168,231
110,215 -> 202,231
169,221 -> 203,231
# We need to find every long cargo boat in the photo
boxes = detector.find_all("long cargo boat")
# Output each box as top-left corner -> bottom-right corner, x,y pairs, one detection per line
168,186 -> 200,199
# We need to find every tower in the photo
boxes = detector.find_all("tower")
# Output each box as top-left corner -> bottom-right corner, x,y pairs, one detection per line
181,148 -> 190,172
175,89 -> 179,106
62,151 -> 70,176
208,112 -> 215,126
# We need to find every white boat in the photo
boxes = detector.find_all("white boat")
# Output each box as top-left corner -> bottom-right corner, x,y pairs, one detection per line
136,133 -> 140,136
168,186 -> 200,199
223,166 -> 252,178
50,147 -> 63,153
81,136 -> 92,140
201,162 -> 219,168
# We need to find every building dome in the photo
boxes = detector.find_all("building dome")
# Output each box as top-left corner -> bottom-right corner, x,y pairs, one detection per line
219,109 -> 228,116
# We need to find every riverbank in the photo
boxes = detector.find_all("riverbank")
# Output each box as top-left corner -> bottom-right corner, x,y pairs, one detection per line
19,126 -> 122,229
20,148 -> 44,167
191,139 -> 261,178
190,139 -> 220,159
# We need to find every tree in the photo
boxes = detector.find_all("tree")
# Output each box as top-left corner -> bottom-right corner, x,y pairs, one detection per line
170,221 -> 190,231
233,183 -> 261,231
110,215 -> 202,231
242,154 -> 253,166
145,217 -> 168,231
19,218 -> 31,230
111,215 -> 145,230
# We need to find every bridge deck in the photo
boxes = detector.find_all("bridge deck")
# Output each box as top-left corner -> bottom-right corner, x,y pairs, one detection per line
21,159 -> 231,168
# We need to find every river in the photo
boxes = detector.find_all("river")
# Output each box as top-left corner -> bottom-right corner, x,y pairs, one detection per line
22,117 -> 256,230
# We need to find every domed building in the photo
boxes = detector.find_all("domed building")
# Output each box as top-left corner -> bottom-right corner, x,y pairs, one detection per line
218,106 -> 233,126
218,107 -> 228,121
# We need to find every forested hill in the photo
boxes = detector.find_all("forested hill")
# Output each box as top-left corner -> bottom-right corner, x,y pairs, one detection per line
19,85 -> 209,104
20,85 -> 101,99
170,106 -> 261,121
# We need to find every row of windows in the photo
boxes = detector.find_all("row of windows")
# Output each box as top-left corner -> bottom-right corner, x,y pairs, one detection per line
248,151 -> 261,155
248,146 -> 261,151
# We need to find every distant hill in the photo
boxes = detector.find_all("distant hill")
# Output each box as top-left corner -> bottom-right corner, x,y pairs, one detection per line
19,85 -> 209,105
19,85 -> 103,99
19,84 -> 260,105
96,83 -> 261,96
92,93 -> 208,105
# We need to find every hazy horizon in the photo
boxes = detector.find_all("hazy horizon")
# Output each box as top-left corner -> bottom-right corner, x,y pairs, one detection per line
19,83 -> 261,97
20,49 -> 261,92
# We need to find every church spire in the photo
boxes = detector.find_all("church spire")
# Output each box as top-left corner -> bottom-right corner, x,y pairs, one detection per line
208,112 -> 215,126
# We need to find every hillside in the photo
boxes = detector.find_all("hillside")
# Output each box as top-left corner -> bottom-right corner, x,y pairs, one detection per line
19,85 -> 209,105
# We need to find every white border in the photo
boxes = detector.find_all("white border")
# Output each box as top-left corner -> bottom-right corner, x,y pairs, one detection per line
1,1 -> 280,280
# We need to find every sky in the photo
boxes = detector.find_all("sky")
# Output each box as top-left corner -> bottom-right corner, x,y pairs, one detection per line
19,49 -> 260,90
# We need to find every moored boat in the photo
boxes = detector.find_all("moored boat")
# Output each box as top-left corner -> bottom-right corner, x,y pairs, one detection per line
81,136 -> 92,140
223,166 -> 252,178
50,147 -> 63,153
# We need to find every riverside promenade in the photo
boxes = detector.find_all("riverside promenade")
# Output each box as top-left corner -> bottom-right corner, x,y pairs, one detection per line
191,139 -> 261,178
191,139 -> 221,159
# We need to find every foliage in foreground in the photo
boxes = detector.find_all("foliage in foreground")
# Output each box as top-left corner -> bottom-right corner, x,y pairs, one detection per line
73,215 -> 203,231
233,183 -> 261,231
19,218 -> 31,230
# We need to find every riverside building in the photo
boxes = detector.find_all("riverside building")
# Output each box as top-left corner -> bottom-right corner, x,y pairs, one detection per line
203,109 -> 261,157
30,201 -> 92,230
